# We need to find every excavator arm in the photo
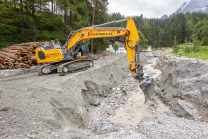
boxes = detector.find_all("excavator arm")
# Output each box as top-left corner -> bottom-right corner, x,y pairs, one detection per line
63,17 -> 141,77
35,17 -> 155,103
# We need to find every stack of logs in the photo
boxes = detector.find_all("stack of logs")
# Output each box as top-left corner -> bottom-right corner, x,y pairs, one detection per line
0,42 -> 43,69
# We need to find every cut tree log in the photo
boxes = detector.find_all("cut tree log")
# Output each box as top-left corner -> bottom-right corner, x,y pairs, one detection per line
0,41 -> 47,69
0,52 -> 18,60
0,54 -> 15,62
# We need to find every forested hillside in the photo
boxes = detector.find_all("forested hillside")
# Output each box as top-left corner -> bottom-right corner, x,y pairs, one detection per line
108,12 -> 208,48
0,0 -> 109,51
0,0 -> 208,51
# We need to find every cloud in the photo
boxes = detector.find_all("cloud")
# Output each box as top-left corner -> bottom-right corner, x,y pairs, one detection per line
107,0 -> 190,18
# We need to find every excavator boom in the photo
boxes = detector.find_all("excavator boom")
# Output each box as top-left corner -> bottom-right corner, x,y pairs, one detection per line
35,17 -> 155,103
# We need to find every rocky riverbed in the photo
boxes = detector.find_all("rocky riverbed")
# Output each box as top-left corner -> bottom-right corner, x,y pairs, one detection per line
1,51 -> 208,138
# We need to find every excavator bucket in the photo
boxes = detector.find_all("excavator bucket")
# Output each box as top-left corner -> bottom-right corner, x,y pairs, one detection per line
139,76 -> 155,104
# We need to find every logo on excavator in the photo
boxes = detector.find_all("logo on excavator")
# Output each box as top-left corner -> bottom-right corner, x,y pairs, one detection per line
90,31 -> 116,36
91,33 -> 113,36
48,53 -> 59,58
46,54 -> 49,58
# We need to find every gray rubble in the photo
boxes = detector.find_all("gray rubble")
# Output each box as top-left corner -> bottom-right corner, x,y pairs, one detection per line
157,55 -> 208,122
1,51 -> 208,138
137,112 -> 208,139
0,54 -> 130,138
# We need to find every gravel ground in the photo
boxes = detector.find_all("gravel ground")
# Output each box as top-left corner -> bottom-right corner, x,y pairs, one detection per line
138,112 -> 208,139
1,50 -> 208,138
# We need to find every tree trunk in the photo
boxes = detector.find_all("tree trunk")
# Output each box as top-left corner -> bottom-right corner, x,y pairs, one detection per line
148,31 -> 149,45
19,0 -> 24,33
188,32 -> 190,42
4,0 -> 7,7
70,10 -> 72,22
13,0 -> 16,7
32,4 -> 36,42
64,3 -> 68,25
39,0 -> 42,11
51,0 -> 53,16
64,1 -> 68,35
54,1 -> 55,14
55,1 -> 57,14
159,35 -> 161,48
91,0 -> 96,56
9,0 -> 11,9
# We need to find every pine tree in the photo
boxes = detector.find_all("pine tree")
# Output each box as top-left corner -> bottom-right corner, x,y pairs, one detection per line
113,41 -> 119,53
173,36 -> 179,56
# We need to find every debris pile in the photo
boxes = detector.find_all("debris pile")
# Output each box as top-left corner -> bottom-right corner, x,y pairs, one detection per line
157,55 -> 208,122
0,42 -> 42,69
1,50 -> 208,138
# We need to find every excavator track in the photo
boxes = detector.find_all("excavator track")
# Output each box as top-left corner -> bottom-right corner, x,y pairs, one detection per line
38,64 -> 52,76
57,59 -> 94,76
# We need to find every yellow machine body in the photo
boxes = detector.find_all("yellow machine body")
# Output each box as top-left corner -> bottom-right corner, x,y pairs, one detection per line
36,17 -> 139,75
35,47 -> 63,63
35,17 -> 155,103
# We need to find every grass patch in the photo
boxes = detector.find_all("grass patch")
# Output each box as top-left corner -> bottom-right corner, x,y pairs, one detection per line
167,46 -> 208,60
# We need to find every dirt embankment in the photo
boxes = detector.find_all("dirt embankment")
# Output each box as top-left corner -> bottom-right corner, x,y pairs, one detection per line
156,55 -> 208,122
136,54 -> 208,139
0,54 -> 130,138
1,51 -> 208,138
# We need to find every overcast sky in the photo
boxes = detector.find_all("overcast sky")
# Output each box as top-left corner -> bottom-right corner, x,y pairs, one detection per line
107,0 -> 191,18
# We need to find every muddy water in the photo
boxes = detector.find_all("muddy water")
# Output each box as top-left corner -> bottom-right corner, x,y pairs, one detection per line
143,57 -> 162,79
109,57 -> 168,126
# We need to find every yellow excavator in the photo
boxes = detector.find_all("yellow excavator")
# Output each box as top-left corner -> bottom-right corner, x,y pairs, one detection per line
35,17 -> 155,103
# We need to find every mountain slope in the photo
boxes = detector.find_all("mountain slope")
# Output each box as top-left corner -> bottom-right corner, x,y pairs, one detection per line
161,14 -> 168,19
183,0 -> 208,13
175,0 -> 208,14
162,0 -> 208,19
175,1 -> 191,14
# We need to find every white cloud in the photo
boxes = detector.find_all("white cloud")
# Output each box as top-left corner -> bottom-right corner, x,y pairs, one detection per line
107,0 -> 191,18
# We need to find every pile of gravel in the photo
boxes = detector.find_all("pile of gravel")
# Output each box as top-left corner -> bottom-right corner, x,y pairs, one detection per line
157,55 -> 208,122
137,112 -> 208,139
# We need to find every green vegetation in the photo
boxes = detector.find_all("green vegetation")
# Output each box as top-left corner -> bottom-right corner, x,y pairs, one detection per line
167,43 -> 208,60
138,30 -> 148,49
113,41 -> 119,53
173,36 -> 179,56
0,0 -> 109,52
192,39 -> 202,56
191,20 -> 208,46
1,0 -> 208,56
108,12 -> 208,50
183,45 -> 191,57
